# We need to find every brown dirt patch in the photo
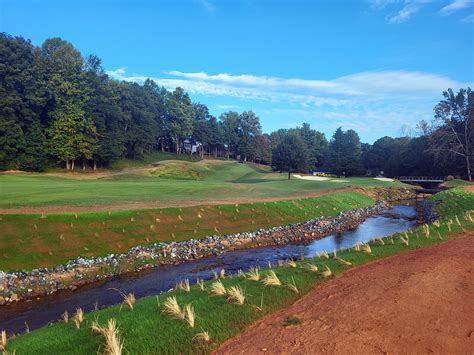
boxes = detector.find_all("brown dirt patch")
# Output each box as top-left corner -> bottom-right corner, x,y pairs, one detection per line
464,185 -> 474,193
215,232 -> 474,355
0,187 -> 361,214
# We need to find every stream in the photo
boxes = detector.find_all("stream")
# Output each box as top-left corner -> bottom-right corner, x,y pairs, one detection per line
0,204 -> 417,334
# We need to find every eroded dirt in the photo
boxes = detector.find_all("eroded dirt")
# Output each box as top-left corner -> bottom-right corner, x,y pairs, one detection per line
215,232 -> 474,354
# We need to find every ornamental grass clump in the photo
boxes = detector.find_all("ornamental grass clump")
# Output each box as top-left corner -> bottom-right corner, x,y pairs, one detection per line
247,266 -> 260,281
196,278 -> 205,291
184,304 -> 195,328
306,264 -> 318,272
321,265 -> 332,278
210,280 -> 227,296
176,279 -> 191,293
400,235 -> 409,246
163,296 -> 185,320
74,308 -> 84,329
262,271 -> 282,287
193,330 -> 211,343
286,260 -> 297,268
227,286 -> 246,305
334,256 -> 352,266
285,277 -> 299,294
91,319 -> 124,355
1,330 -> 7,351
360,243 -> 372,254
62,311 -> 69,323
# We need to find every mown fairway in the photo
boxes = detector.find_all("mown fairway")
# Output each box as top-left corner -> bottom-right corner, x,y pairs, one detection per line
0,160 -> 403,210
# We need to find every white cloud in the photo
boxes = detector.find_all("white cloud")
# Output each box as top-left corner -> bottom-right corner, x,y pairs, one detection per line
440,0 -> 474,15
105,67 -> 471,141
386,0 -> 431,24
106,68 -> 470,107
197,0 -> 215,12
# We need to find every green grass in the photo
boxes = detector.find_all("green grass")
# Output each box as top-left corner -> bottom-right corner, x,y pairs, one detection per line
5,188 -> 474,354
0,160 -> 405,209
442,179 -> 473,188
109,151 -> 202,170
0,192 -> 374,270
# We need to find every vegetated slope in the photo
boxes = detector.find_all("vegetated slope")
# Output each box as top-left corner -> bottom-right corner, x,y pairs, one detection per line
5,188 -> 473,354
0,192 -> 373,270
0,160 -> 404,210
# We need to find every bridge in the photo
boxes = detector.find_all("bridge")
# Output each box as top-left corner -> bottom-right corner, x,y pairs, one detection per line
397,176 -> 445,190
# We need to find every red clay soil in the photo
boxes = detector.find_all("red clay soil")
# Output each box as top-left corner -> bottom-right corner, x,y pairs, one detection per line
215,232 -> 474,355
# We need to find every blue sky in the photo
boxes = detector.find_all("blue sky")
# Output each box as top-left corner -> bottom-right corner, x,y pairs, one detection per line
1,0 -> 473,142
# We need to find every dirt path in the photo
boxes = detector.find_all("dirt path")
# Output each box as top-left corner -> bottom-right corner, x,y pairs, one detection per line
215,232 -> 474,354
0,187 -> 360,214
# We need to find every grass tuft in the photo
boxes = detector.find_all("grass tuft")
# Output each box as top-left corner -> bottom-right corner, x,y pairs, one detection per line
210,280 -> 227,296
91,319 -> 124,355
227,286 -> 246,305
285,277 -> 299,294
176,279 -> 191,293
321,265 -> 332,278
163,296 -> 185,320
184,304 -> 195,328
247,266 -> 260,281
1,330 -> 7,351
62,311 -> 69,323
73,308 -> 84,329
193,330 -> 211,343
262,270 -> 282,287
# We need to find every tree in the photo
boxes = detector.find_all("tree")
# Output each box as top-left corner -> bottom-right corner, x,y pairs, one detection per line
166,87 -> 194,155
272,131 -> 310,179
428,88 -> 473,181
237,111 -> 262,161
328,127 -> 363,176
220,111 -> 240,159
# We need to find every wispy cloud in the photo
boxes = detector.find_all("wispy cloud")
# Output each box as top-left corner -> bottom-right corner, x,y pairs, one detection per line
386,0 -> 431,24
106,68 -> 469,105
439,0 -> 474,15
197,0 -> 216,12
105,67 -> 471,139
461,12 -> 474,21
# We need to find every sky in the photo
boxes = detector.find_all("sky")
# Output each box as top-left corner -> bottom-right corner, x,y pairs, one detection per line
1,0 -> 473,143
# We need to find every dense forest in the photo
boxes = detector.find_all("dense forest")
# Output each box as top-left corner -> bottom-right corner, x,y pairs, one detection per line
0,33 -> 472,180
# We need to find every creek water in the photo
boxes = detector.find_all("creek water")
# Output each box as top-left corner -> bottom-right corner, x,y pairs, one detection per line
0,204 -> 417,334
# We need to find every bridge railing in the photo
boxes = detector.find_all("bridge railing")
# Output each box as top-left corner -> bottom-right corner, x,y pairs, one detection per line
396,176 -> 445,181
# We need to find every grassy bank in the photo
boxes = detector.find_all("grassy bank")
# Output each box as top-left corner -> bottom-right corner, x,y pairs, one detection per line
0,192 -> 374,271
0,160 -> 404,209
4,188 -> 473,354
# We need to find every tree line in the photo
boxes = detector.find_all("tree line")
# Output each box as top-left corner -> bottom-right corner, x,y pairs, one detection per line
0,33 -> 472,180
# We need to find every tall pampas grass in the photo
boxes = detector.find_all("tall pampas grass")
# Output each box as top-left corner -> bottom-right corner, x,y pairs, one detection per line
163,296 -> 185,320
74,308 -> 84,329
227,286 -> 246,305
91,319 -> 124,355
262,271 -> 282,286
210,280 -> 227,296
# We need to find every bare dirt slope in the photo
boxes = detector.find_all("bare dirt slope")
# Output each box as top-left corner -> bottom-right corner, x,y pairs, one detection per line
216,232 -> 474,354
